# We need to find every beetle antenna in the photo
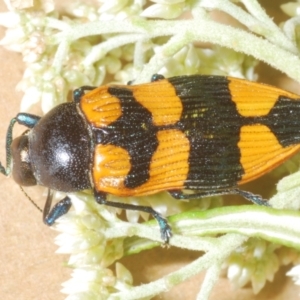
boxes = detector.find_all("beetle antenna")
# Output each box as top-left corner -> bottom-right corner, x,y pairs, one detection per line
19,186 -> 43,213
1,113 -> 41,177
0,117 -> 17,176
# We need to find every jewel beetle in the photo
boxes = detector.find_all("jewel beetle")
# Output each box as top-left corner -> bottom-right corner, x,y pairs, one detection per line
2,74 -> 300,243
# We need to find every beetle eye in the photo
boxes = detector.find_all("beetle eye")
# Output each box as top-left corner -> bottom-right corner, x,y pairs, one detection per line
11,135 -> 37,186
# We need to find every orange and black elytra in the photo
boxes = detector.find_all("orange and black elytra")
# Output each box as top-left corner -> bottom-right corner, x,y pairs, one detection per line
2,74 -> 300,242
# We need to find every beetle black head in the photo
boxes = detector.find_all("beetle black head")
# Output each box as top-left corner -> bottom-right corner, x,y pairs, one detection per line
0,113 -> 40,184
1,104 -> 91,193
11,134 -> 37,186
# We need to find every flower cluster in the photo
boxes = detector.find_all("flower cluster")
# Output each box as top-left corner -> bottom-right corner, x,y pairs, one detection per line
224,238 -> 300,294
2,0 -> 300,299
224,239 -> 280,294
0,0 -> 259,114
53,193 -> 134,298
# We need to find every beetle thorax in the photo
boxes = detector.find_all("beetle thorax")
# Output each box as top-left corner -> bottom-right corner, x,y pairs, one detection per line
28,103 -> 92,192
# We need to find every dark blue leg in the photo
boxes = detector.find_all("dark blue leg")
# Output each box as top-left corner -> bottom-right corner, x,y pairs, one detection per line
94,190 -> 172,243
43,189 -> 72,225
73,86 -> 97,103
169,188 -> 270,206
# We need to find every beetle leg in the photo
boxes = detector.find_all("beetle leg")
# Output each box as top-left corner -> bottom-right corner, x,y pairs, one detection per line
73,86 -> 97,103
169,189 -> 234,199
94,190 -> 172,243
16,113 -> 41,128
127,80 -> 134,85
127,74 -> 165,85
231,189 -> 270,206
151,74 -> 165,82
43,189 -> 72,226
169,189 -> 270,206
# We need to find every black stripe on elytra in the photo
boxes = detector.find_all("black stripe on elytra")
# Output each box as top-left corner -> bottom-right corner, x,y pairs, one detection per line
168,75 -> 244,190
91,76 -> 300,192
245,95 -> 300,147
93,87 -> 159,188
